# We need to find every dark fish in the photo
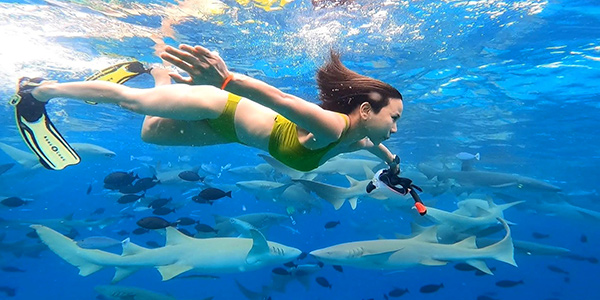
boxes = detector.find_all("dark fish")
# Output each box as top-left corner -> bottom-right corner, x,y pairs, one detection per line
195,223 -> 218,233
178,228 -> 194,237
178,170 -> 204,182
298,252 -> 308,260
283,261 -> 297,268
332,265 -> 343,273
152,207 -> 175,216
324,221 -> 341,229
148,197 -> 172,209
198,188 -> 232,200
25,230 -> 39,239
315,276 -> 332,289
104,171 -> 138,188
116,230 -> 129,236
1,197 -> 29,208
136,216 -> 174,229
495,279 -> 524,288
477,296 -> 499,300
91,208 -> 105,215
132,228 -> 150,235
133,176 -> 160,191
588,257 -> 598,264
118,194 -> 144,204
146,241 -> 161,248
547,265 -> 569,274
388,287 -> 409,297
176,217 -> 198,226
532,232 -> 550,239
581,234 -> 588,243
419,283 -> 444,293
453,262 -> 477,272
86,183 -> 93,195
272,267 -> 290,275
65,228 -> 80,239
119,184 -> 145,194
1,266 -> 26,273
0,286 -> 16,297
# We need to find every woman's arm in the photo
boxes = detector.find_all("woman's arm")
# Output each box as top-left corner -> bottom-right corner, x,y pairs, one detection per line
354,138 -> 400,174
160,44 -> 347,142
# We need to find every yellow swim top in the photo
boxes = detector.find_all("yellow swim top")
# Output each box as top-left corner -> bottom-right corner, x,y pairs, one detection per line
268,114 -> 349,172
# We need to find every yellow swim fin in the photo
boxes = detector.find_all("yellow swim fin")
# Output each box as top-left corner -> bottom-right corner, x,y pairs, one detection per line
10,77 -> 80,170
84,61 -> 150,105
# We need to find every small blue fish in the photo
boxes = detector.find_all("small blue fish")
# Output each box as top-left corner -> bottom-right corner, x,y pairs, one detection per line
456,152 -> 480,161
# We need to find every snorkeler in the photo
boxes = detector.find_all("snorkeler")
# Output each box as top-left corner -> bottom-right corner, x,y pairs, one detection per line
11,44 -> 403,174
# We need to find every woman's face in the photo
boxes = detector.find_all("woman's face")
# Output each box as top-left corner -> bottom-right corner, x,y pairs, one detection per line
365,98 -> 403,145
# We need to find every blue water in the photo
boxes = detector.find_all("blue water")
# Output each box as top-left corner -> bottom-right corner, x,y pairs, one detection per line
0,0 -> 599,299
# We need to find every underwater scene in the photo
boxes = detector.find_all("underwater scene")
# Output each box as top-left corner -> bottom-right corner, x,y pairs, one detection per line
0,0 -> 599,299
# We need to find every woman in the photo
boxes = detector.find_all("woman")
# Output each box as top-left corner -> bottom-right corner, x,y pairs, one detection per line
15,44 -> 403,173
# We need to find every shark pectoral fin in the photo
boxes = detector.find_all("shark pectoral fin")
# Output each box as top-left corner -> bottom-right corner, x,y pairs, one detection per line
112,267 -> 141,283
157,264 -> 193,281
465,259 -> 492,275
419,258 -> 447,266
490,183 -> 517,188
79,264 -> 103,276
349,197 -> 358,210
362,249 -> 401,264
121,238 -> 148,256
246,229 -> 270,264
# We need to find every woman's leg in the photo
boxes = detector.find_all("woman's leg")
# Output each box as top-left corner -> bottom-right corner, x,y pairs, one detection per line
140,68 -> 231,146
31,77 -> 228,121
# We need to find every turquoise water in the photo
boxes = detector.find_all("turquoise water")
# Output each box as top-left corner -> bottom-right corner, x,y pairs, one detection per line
0,0 -> 599,299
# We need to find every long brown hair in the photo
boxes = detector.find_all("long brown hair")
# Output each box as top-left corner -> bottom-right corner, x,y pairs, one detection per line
317,51 -> 402,114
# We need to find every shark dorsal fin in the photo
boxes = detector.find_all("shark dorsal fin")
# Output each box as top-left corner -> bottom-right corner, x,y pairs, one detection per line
345,175 -> 361,187
485,196 -> 496,208
121,238 -> 147,256
246,229 -> 269,264
165,227 -> 194,246
410,226 -> 438,243
363,164 -> 376,179
64,213 -> 74,221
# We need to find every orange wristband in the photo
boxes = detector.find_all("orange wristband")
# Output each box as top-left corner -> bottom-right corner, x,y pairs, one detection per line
220,74 -> 234,90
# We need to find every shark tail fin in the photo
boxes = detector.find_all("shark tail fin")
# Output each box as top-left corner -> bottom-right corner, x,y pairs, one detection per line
481,218 -> 517,267
30,224 -> 105,276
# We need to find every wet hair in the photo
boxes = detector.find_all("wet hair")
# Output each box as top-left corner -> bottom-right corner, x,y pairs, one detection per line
317,50 -> 402,115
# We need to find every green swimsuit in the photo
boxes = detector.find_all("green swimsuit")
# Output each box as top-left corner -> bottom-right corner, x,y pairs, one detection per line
207,93 -> 349,172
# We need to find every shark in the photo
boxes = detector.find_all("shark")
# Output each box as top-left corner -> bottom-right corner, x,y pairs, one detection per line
418,162 -> 561,193
31,225 -> 302,283
0,142 -> 115,169
309,218 -> 516,275
424,198 -> 524,238
212,212 -> 291,237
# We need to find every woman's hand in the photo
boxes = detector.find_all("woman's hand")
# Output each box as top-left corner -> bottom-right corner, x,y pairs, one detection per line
160,44 -> 230,86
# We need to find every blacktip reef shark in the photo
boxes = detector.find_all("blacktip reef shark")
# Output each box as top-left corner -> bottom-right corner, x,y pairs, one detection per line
418,162 -> 561,193
31,225 -> 302,283
309,218 -> 516,275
